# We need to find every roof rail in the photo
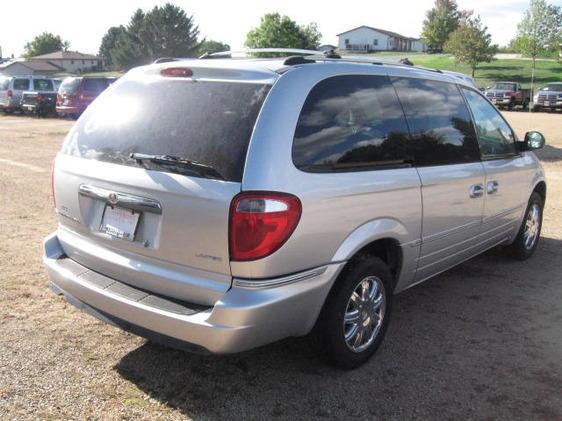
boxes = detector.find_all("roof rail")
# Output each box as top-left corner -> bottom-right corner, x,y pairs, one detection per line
200,48 -> 323,59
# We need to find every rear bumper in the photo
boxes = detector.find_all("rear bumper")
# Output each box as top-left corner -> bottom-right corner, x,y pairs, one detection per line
44,232 -> 344,353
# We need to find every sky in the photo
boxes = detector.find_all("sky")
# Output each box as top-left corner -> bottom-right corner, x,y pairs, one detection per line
1,0 -> 560,58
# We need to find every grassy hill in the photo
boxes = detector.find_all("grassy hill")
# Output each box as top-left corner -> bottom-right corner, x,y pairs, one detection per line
367,52 -> 562,89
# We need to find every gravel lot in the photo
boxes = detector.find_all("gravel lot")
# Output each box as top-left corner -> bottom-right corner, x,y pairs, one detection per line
0,112 -> 561,420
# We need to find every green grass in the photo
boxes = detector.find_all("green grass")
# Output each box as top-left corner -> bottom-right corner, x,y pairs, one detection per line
364,53 -> 562,89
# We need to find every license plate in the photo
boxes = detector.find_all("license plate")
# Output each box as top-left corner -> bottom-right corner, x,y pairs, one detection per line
544,101 -> 550,106
100,206 -> 140,241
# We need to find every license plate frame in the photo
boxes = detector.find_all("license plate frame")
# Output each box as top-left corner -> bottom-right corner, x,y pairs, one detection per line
100,205 -> 140,241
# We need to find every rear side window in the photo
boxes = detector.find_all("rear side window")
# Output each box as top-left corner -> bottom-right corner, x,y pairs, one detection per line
62,78 -> 271,182
33,79 -> 54,91
82,78 -> 112,93
13,79 -> 30,90
392,77 -> 480,166
293,75 -> 413,172
60,78 -> 80,94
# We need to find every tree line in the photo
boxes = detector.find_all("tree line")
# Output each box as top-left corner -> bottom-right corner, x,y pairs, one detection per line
21,0 -> 562,75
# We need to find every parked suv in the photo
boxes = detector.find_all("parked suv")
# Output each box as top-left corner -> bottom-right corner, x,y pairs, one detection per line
56,76 -> 116,118
533,82 -> 562,112
21,78 -> 58,116
44,52 -> 547,368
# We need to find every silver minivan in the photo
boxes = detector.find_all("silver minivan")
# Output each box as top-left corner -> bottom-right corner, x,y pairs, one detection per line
0,75 -> 57,113
44,51 -> 546,368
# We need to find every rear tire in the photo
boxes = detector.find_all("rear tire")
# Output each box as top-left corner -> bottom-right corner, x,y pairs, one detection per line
506,192 -> 543,260
318,256 -> 393,369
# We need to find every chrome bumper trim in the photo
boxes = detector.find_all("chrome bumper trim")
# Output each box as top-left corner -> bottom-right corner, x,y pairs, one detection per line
233,266 -> 328,289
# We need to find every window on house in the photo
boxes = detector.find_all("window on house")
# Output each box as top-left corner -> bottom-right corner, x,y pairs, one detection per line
71,60 -> 74,64
373,39 -> 378,46
345,38 -> 350,44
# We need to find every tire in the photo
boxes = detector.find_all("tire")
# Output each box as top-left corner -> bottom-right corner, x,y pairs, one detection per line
506,192 -> 543,260
318,256 -> 393,369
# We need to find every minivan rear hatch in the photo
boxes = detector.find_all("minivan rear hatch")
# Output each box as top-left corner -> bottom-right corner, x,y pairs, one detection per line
54,64 -> 274,304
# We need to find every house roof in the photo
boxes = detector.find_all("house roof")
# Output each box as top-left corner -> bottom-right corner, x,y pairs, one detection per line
31,50 -> 100,60
337,25 -> 419,40
0,60 -> 64,72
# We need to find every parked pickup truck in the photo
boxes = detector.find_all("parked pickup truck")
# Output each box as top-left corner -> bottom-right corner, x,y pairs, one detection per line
484,81 -> 530,110
533,83 -> 562,112
21,78 -> 58,116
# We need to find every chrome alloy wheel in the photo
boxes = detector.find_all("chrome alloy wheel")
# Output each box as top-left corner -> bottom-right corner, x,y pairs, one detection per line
343,276 -> 386,353
524,203 -> 541,250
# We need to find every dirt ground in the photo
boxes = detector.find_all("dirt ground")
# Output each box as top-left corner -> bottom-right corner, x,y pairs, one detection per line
0,111 -> 561,420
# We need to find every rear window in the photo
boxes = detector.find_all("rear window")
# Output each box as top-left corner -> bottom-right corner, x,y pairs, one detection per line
492,82 -> 516,91
33,79 -> 54,91
13,79 -> 30,90
62,78 -> 271,182
82,78 -> 112,93
60,78 -> 80,94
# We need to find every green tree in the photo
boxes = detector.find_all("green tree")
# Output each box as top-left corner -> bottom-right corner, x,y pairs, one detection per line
513,0 -> 562,67
24,32 -> 70,58
421,0 -> 461,50
444,14 -> 497,77
98,26 -> 127,68
197,40 -> 230,56
245,13 -> 321,51
103,3 -> 201,70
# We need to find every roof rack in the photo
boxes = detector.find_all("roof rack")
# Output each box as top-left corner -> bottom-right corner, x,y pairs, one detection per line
196,48 -> 445,76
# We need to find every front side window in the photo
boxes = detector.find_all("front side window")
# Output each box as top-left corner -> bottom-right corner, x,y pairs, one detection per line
391,77 -> 480,166
13,79 -> 30,90
293,75 -> 413,172
462,88 -> 516,157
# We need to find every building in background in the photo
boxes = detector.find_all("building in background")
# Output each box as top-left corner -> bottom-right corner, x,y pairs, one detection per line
0,60 -> 63,76
337,26 -> 427,53
29,51 -> 104,73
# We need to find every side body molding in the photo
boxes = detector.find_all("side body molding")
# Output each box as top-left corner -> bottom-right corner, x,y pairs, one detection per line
332,218 -> 420,294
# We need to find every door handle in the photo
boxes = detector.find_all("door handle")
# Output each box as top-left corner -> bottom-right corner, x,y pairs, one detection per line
487,180 -> 499,194
469,184 -> 484,198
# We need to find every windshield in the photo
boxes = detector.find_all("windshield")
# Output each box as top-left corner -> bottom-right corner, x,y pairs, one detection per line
62,77 -> 271,182
491,83 -> 516,91
540,84 -> 562,92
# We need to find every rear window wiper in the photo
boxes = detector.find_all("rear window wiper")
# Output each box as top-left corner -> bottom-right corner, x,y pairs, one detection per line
130,153 -> 225,181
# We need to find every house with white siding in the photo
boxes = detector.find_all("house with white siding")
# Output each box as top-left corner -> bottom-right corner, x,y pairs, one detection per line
337,26 -> 427,53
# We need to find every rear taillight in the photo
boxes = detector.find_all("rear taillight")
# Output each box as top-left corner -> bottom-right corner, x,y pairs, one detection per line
50,160 -> 56,209
229,192 -> 301,261
7,90 -> 12,98
504,91 -> 513,97
161,67 -> 193,77
37,95 -> 44,102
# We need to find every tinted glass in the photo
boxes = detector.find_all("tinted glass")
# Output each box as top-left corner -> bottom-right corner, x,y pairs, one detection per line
392,77 -> 480,166
60,78 -> 80,94
33,79 -> 54,91
463,88 -> 516,156
13,79 -> 30,90
62,78 -> 271,182
293,75 -> 412,171
82,78 -> 112,93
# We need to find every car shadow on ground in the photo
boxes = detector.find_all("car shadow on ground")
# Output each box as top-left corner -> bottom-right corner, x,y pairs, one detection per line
115,237 -> 562,419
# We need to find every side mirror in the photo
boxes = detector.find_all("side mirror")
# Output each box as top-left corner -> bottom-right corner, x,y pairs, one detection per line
521,131 -> 546,151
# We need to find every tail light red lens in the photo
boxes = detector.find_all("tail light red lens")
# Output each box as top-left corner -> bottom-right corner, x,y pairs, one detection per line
7,90 -> 12,98
229,192 -> 302,261
37,95 -> 44,102
504,91 -> 513,97
161,67 -> 193,77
